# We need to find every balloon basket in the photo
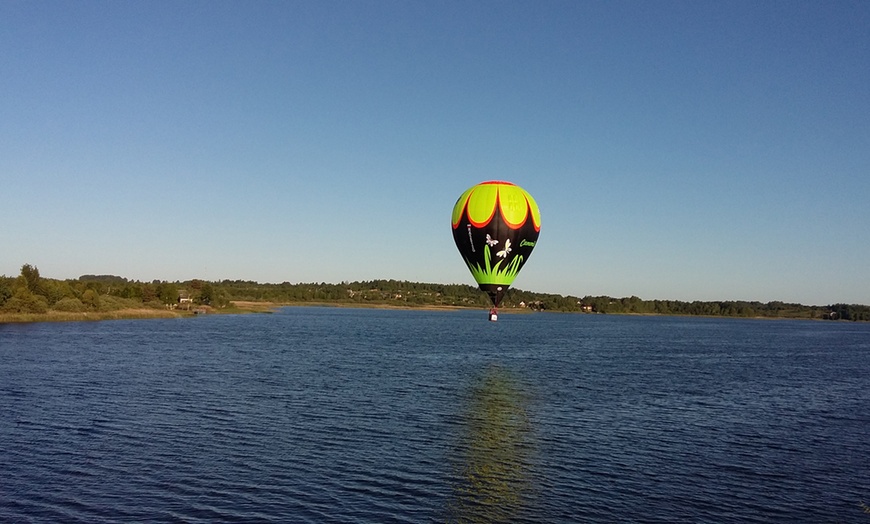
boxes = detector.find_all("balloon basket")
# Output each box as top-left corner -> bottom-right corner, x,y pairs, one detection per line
489,308 -> 498,322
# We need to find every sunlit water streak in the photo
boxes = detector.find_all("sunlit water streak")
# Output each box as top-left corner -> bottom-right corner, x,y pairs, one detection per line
1,308 -> 868,523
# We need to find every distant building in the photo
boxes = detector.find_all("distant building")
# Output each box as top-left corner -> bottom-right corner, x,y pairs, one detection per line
178,291 -> 194,310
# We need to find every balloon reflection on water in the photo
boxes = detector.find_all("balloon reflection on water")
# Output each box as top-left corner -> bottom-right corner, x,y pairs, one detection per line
448,365 -> 538,523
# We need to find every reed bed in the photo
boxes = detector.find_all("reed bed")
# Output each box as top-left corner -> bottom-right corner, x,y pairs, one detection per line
0,309 -> 185,323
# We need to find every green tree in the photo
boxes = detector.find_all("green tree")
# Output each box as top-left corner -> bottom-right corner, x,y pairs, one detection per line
81,289 -> 101,310
198,282 -> 214,305
2,288 -> 48,313
0,276 -> 13,308
53,297 -> 86,312
140,283 -> 158,303
199,282 -> 230,307
20,263 -> 43,294
156,282 -> 178,306
41,279 -> 74,306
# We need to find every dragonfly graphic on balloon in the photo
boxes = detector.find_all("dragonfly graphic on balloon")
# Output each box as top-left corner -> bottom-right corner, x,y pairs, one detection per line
451,181 -> 541,321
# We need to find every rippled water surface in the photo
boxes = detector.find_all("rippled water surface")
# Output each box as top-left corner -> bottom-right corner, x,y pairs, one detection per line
2,308 -> 869,523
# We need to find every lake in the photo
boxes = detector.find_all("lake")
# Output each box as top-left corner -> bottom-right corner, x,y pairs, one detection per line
1,307 -> 868,523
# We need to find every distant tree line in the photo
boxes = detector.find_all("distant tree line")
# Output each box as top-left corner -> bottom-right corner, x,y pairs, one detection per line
576,295 -> 870,320
1,263 -> 868,321
0,264 -> 231,315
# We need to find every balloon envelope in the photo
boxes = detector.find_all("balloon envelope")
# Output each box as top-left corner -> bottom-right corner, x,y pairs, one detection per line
451,181 -> 541,307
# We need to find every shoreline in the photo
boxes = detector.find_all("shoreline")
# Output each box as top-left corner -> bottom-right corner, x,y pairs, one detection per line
0,300 -> 477,324
0,300 -> 850,324
0,308 -> 189,324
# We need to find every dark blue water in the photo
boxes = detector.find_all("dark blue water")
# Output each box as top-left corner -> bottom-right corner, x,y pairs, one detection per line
1,308 -> 869,523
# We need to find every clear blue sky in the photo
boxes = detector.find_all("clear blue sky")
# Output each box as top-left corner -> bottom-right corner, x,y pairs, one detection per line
2,0 -> 868,306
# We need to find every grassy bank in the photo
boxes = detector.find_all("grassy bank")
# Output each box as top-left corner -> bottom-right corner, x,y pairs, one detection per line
0,301 -> 314,324
0,308 -> 189,323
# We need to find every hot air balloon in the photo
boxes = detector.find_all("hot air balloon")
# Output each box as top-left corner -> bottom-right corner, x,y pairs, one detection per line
451,181 -> 541,321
